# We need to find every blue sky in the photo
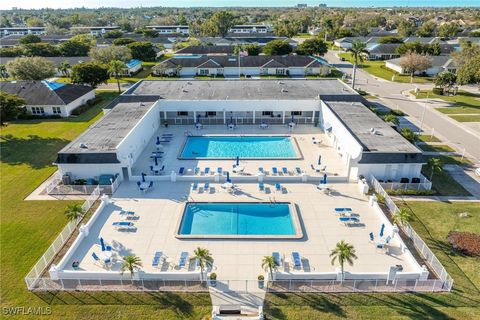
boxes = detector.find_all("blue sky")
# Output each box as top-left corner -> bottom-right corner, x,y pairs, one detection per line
1,0 -> 478,10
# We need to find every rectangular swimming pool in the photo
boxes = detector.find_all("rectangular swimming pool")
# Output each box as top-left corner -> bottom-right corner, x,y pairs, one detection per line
177,202 -> 302,239
179,136 -> 299,159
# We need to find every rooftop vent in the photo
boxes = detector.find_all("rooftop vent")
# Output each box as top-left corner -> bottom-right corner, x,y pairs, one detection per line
187,82 -> 192,85
183,89 -> 188,93
281,88 -> 288,93
278,81 -> 284,84
369,128 -> 378,135
79,143 -> 88,149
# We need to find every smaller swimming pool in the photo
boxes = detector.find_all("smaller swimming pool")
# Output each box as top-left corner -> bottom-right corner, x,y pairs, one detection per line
177,202 -> 302,239
179,135 -> 300,159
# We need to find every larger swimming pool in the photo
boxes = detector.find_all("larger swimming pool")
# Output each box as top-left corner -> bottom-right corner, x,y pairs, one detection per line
177,202 -> 302,239
179,136 -> 299,159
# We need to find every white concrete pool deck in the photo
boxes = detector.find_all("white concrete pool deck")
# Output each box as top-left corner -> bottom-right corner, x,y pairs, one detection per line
131,125 -> 348,178
64,181 -> 420,280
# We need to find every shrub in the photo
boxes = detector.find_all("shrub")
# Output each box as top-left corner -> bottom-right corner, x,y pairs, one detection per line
447,231 -> 480,257
17,114 -> 61,120
386,189 -> 437,196
432,87 -> 444,95
258,275 -> 265,281
376,193 -> 386,204
209,272 -> 217,280
70,97 -> 103,116
390,109 -> 405,116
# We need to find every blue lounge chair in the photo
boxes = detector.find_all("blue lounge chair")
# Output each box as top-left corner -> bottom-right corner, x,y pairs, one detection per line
205,167 -> 210,175
369,232 -> 374,242
217,167 -> 223,174
334,208 -> 345,213
136,181 -> 141,189
339,217 -> 350,224
204,182 -> 210,191
192,182 -> 198,190
259,182 -> 265,191
258,167 -> 264,174
344,208 -> 352,212
152,251 -> 162,267
385,235 -> 392,244
179,167 -> 185,175
272,252 -> 281,267
148,181 -> 153,189
162,133 -> 173,136
272,167 -> 278,175
92,252 -> 100,262
282,167 -> 288,175
295,167 -> 302,175
106,245 -> 112,251
120,210 -> 135,217
194,167 -> 200,175
178,251 -> 188,268
113,221 -> 133,228
275,183 -> 281,191
292,252 -> 301,268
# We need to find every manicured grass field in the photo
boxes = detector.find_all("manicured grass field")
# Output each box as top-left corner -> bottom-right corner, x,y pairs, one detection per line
411,90 -> 480,115
449,114 -> 480,122
0,91 -> 212,319
422,165 -> 471,196
418,144 -> 455,152
417,134 -> 441,143
264,201 -> 480,319
338,53 -> 433,83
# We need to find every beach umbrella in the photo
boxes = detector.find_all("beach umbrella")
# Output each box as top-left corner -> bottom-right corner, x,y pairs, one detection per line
226,171 -> 231,183
141,172 -> 146,182
154,157 -> 158,166
156,136 -> 160,145
380,223 -> 385,238
236,156 -> 239,166
197,114 -> 201,122
291,115 -> 294,123
99,237 -> 105,251
323,174 -> 327,184
318,155 -> 322,165
230,116 -> 233,124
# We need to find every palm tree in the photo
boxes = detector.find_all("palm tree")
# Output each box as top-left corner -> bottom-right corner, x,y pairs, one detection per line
427,157 -> 443,182
330,240 -> 358,281
58,61 -> 71,77
108,60 -> 126,93
0,64 -> 7,79
392,208 -> 412,227
322,19 -> 334,42
121,255 -> 143,278
176,64 -> 183,77
383,114 -> 400,126
191,247 -> 213,283
261,256 -> 276,280
347,41 -> 368,89
64,204 -> 85,222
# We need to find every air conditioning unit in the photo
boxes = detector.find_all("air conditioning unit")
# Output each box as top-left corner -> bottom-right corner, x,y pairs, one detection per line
62,174 -> 72,185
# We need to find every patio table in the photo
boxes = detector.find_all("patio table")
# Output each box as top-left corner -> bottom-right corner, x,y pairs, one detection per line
101,251 -> 112,261
140,182 -> 150,189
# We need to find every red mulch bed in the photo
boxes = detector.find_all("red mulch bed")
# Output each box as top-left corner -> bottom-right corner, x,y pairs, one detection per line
447,231 -> 480,257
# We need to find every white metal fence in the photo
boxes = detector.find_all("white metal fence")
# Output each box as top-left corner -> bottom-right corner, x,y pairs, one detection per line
46,174 -> 121,195
369,175 -> 453,291
25,186 -> 101,290
379,174 -> 432,191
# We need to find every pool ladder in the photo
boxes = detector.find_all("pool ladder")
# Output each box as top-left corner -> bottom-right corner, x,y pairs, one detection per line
184,130 -> 193,136
269,196 -> 277,207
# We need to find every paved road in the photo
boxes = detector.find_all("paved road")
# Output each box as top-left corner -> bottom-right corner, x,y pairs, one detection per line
325,51 -> 480,162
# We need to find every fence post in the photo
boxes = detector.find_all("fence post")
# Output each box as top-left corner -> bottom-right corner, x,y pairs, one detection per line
374,279 -> 377,292
432,279 -> 436,292
289,279 -> 291,291
413,279 -> 418,292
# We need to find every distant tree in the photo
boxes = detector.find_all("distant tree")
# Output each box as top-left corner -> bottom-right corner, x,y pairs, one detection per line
396,42 -> 424,55
45,23 -> 68,35
438,23 -> 460,38
126,42 -> 156,61
6,57 -> 55,80
434,71 -> 457,95
416,21 -> 437,37
58,39 -> 91,56
70,61 -> 109,87
263,40 -> 293,55
347,41 -> 368,89
202,11 -> 235,37
108,60 -> 127,93
103,30 -> 123,38
400,51 -> 432,82
0,64 -> 8,79
296,38 -> 328,56
64,204 -> 85,222
427,42 -> 442,56
383,114 -> 400,126
274,20 -> 300,38
23,42 -> 60,56
469,31 -> 480,37
453,42 -> 480,86
113,37 -> 136,46
322,18 -> 334,41
378,36 -> 403,44
0,47 -> 24,57
397,19 -> 416,37
330,240 -> 358,281
142,29 -> 159,38
178,12 -> 187,25
427,158 -> 443,182
26,17 -> 43,27
0,92 -> 26,125
243,44 -> 261,56
89,46 -> 132,64
19,34 -> 42,44
58,61 -> 71,77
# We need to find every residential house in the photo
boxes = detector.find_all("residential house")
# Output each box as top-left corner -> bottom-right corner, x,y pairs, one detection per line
200,36 -> 297,47
0,27 -> 45,37
333,37 -> 381,49
70,26 -> 120,36
228,25 -> 271,34
0,80 -> 95,117
0,34 -> 72,48
174,45 -> 235,56
385,55 -> 458,76
146,25 -> 189,35
367,43 -> 401,60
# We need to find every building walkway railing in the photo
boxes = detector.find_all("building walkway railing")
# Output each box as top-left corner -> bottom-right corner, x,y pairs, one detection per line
25,186 -> 101,290
368,175 -> 453,291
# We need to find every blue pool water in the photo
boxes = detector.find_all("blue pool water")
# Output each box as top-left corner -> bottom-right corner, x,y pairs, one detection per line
179,203 -> 295,236
180,136 -> 297,159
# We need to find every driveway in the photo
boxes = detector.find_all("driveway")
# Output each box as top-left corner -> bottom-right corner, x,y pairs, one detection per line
443,165 -> 480,198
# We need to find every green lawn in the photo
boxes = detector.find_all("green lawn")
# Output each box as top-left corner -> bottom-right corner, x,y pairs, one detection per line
425,154 -> 473,166
449,115 -> 480,122
418,144 -> 455,152
422,165 -> 471,196
338,53 -> 433,83
411,90 -> 480,115
417,134 -> 441,143
264,202 -> 480,319
0,91 -> 212,319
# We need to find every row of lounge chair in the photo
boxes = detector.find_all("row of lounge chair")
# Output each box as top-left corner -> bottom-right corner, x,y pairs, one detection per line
191,182 -> 212,193
259,182 -> 286,193
272,251 -> 302,269
259,167 -> 304,175
152,251 -> 193,269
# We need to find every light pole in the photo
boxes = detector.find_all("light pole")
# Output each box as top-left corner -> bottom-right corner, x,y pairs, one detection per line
419,92 -> 429,133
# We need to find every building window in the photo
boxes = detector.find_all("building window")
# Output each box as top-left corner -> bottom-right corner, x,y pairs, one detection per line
31,107 -> 45,115
276,68 -> 286,75
177,111 -> 188,116
52,107 -> 62,114
199,69 -> 209,75
206,111 -> 216,116
291,111 -> 302,116
262,111 -> 273,116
